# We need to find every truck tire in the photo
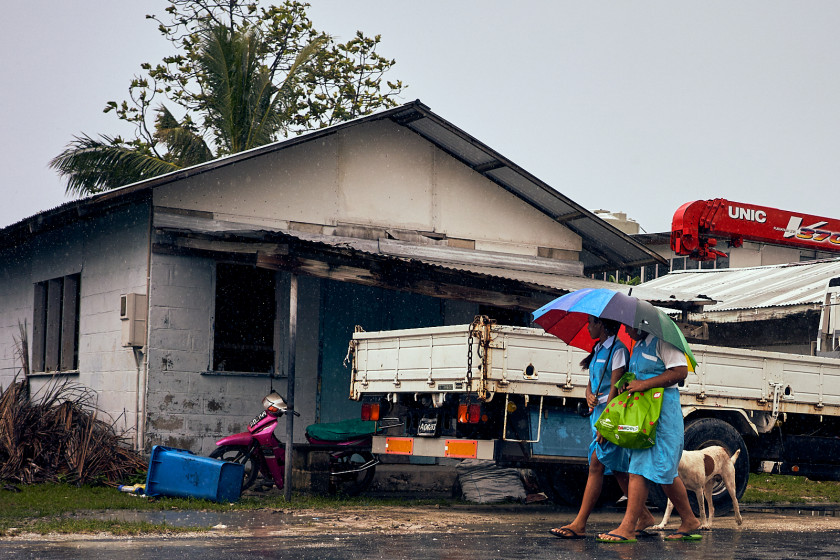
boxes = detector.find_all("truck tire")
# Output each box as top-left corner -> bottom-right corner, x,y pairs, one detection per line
648,418 -> 749,517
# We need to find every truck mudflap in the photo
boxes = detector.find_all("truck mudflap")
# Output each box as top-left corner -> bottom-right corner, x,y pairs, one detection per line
372,436 -> 497,460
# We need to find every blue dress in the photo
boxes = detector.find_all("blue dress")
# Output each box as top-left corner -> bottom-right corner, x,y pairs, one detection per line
626,335 -> 683,484
589,337 -> 630,475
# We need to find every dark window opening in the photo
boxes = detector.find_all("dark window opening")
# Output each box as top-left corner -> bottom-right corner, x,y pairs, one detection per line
478,305 -> 530,327
32,274 -> 80,373
213,263 -> 275,373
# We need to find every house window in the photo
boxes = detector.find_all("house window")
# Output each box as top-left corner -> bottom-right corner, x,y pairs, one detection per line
32,274 -> 80,373
213,263 -> 275,373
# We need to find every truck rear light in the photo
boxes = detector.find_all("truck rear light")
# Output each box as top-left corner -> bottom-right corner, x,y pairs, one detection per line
457,403 -> 468,423
468,404 -> 481,423
458,402 -> 483,424
361,403 -> 380,421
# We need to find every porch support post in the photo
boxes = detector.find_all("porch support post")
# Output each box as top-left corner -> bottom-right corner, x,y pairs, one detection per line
284,273 -> 298,501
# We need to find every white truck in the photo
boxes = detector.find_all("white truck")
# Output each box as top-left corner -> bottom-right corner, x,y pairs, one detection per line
347,306 -> 840,510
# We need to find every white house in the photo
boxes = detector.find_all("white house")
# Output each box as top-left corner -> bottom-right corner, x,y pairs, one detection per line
0,101 -> 666,455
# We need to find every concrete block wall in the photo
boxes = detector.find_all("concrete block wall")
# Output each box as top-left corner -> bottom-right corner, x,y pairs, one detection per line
144,250 -> 324,454
0,205 -> 151,440
0,243 -> 33,387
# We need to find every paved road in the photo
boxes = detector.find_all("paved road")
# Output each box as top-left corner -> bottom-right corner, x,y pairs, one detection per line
3,505 -> 840,559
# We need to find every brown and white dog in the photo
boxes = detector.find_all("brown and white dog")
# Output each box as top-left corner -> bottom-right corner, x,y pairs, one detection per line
652,446 -> 743,530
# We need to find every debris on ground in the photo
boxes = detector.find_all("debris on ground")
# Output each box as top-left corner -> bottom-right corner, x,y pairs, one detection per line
0,376 -> 146,486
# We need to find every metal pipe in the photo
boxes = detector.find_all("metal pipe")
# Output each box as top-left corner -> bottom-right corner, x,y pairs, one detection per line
284,274 -> 298,501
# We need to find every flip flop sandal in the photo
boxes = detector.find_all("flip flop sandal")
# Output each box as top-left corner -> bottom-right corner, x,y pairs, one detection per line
549,527 -> 585,539
596,532 -> 637,543
665,531 -> 702,541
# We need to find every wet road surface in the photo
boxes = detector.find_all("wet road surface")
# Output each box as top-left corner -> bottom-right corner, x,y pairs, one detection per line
3,505 -> 840,559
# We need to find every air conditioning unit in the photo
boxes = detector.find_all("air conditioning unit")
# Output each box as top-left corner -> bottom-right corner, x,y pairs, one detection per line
120,293 -> 147,347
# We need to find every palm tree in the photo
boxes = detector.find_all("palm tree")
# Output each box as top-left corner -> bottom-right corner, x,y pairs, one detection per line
50,23 -> 325,196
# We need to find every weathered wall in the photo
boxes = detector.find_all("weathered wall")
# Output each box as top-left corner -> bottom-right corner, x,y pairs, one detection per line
144,252 -> 323,453
142,250 -> 482,453
0,243 -> 33,387
0,204 -> 150,440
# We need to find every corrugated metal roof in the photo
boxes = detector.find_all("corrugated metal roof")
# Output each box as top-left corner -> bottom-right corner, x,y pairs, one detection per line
641,258 -> 840,312
153,210 -> 711,310
1,100 -> 663,274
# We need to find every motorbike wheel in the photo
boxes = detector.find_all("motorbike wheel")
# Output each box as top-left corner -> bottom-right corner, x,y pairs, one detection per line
330,450 -> 377,496
210,445 -> 260,491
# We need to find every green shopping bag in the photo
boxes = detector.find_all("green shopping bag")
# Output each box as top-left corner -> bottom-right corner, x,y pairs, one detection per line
595,372 -> 663,449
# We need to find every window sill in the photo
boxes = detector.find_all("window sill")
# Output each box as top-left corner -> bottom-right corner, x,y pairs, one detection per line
29,370 -> 80,377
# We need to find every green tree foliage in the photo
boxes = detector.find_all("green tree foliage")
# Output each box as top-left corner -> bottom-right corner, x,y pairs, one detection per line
608,274 -> 641,285
50,1 -> 404,196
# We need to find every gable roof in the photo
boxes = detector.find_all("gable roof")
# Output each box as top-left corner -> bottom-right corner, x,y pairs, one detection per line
1,100 -> 663,273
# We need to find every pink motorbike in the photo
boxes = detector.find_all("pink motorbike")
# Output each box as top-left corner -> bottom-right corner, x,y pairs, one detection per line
210,391 -> 380,496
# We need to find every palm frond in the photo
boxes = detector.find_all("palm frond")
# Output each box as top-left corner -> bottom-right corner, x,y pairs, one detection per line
50,135 -> 181,196
196,24 -> 327,154
154,106 -> 215,167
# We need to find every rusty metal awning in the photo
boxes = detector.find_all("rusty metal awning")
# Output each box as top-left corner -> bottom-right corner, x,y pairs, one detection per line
152,210 -> 710,313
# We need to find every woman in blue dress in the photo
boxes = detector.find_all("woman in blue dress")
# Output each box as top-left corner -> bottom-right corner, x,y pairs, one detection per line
550,317 -> 632,539
597,327 -> 701,543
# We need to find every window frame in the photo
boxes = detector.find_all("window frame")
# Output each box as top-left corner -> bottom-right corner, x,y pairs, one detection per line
31,273 -> 80,374
209,262 -> 278,376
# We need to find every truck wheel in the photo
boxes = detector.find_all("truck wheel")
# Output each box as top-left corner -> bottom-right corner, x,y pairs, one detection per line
648,418 -> 749,517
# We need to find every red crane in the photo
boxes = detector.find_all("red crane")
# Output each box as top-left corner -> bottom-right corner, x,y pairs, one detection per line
671,199 -> 840,261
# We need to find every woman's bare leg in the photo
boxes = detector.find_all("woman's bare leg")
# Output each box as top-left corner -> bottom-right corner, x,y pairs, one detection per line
662,476 -> 701,537
552,451 -> 604,536
598,473 -> 648,541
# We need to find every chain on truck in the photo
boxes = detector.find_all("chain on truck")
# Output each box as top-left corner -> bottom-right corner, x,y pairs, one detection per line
345,280 -> 840,511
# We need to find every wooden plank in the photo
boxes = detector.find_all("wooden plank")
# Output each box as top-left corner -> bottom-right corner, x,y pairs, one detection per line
60,274 -> 79,371
31,282 -> 47,373
44,278 -> 63,372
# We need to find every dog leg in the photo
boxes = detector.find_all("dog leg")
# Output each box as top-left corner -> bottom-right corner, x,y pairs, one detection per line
652,499 -> 674,530
701,480 -> 714,529
695,486 -> 709,529
725,453 -> 744,526
723,472 -> 743,526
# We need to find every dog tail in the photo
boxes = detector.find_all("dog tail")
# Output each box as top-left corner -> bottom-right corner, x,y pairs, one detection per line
730,449 -> 741,465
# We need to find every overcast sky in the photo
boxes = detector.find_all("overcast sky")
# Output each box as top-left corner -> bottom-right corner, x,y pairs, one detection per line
3,1 -> 840,232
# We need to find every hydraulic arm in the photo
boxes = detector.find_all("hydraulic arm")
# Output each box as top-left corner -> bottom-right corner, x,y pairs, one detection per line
671,199 -> 840,261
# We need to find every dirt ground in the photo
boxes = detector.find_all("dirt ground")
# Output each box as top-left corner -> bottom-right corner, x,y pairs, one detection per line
5,503 -> 840,541
263,503 -> 840,535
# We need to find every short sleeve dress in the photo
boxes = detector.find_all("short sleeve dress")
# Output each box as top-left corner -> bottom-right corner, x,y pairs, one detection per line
589,336 -> 630,475
625,334 -> 686,484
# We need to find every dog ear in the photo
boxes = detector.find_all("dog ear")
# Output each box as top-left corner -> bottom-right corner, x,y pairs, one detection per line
703,453 -> 715,478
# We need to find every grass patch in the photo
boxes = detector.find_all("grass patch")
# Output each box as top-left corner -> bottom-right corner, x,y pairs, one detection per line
5,519 -> 202,537
9,474 -> 838,536
742,473 -> 840,504
0,482 -> 452,536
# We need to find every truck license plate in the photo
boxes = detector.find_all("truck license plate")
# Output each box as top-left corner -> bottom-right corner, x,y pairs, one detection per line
418,417 -> 438,436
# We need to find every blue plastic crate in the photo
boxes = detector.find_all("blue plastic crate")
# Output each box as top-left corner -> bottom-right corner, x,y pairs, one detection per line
145,446 -> 244,502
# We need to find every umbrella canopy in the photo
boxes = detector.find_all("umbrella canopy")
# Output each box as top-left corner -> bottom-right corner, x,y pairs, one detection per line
532,288 -> 697,370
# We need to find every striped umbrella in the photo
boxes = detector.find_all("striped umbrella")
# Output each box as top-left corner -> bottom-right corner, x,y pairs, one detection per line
532,288 -> 697,370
